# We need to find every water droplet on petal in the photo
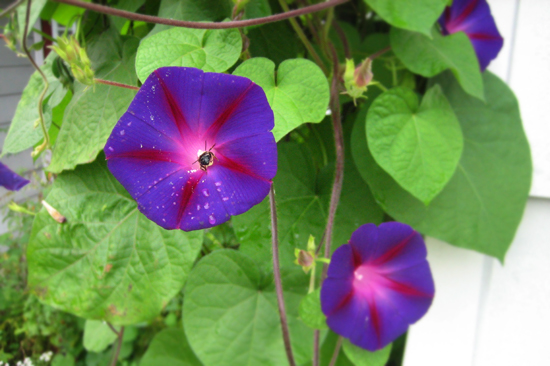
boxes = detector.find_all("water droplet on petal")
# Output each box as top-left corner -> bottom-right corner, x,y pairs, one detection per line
196,205 -> 200,210
120,130 -> 125,136
222,197 -> 229,201
204,202 -> 209,209
108,146 -> 114,152
209,215 -> 216,225
215,182 -> 222,187
202,189 -> 210,197
127,121 -> 132,126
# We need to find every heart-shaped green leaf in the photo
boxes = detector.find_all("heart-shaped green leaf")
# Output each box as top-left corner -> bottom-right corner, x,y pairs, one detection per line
367,85 -> 463,204
352,71 -> 531,261
83,320 -> 118,352
27,159 -> 203,325
233,57 -> 329,141
299,288 -> 328,330
140,328 -> 202,366
48,30 -> 138,174
183,250 -> 313,366
390,27 -> 484,101
364,0 -> 448,36
135,27 -> 241,82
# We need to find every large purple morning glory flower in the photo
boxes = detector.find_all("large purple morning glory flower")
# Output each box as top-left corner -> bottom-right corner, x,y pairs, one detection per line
321,222 -> 435,351
0,162 -> 29,191
104,67 -> 277,231
439,0 -> 503,71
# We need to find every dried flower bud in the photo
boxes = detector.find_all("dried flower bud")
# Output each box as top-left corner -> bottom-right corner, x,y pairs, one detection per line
42,200 -> 66,223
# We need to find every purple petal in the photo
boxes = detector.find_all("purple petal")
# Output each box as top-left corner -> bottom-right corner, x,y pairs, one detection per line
105,67 -> 276,231
321,223 -> 435,351
438,0 -> 503,70
0,162 -> 29,191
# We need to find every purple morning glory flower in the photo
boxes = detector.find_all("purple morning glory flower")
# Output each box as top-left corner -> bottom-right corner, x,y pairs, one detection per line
321,222 -> 435,351
104,67 -> 276,231
0,162 -> 29,191
439,0 -> 503,71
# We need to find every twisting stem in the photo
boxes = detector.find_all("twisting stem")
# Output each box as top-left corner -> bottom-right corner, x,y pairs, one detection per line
313,42 -> 345,366
0,0 -> 24,18
332,20 -> 351,59
51,0 -> 349,29
94,78 -> 139,91
277,0 -> 327,74
22,0 -> 50,155
106,322 -> 120,336
269,185 -> 297,366
110,326 -> 125,366
328,336 -> 343,366
369,46 -> 391,60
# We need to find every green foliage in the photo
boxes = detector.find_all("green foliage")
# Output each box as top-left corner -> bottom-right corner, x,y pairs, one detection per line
391,27 -> 484,100
27,159 -> 203,324
247,22 -> 300,65
2,53 -> 67,156
183,250 -> 313,366
367,85 -> 463,204
352,72 -> 531,261
140,328 -> 202,366
83,320 -> 118,352
342,339 -> 392,366
136,27 -> 242,82
16,0 -> 48,40
299,288 -> 328,330
364,0 -> 448,35
48,30 -> 138,173
233,58 -> 330,141
151,0 -> 232,34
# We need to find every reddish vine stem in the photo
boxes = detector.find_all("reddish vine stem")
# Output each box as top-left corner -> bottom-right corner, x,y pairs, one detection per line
51,0 -> 349,29
110,326 -> 125,366
313,42 -> 345,366
328,336 -> 343,366
332,20 -> 351,59
94,78 -> 140,91
369,46 -> 391,60
269,185 -> 297,366
0,0 -> 24,18
106,322 -> 120,337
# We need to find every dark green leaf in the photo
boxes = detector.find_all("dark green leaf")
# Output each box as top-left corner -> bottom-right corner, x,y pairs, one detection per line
136,27 -> 242,82
183,250 -> 313,366
367,85 -> 463,204
364,0 -> 447,36
48,31 -> 138,174
390,27 -> 484,100
27,159 -> 203,324
233,57 -> 330,141
110,0 -> 146,32
342,339 -> 392,366
299,288 -> 328,330
247,22 -> 299,65
140,328 -> 202,366
351,72 -> 531,261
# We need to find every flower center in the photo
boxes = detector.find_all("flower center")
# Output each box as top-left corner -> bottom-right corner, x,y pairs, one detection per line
352,264 -> 385,298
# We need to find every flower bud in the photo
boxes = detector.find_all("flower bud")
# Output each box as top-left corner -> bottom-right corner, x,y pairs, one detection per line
50,35 -> 95,86
343,58 -> 374,105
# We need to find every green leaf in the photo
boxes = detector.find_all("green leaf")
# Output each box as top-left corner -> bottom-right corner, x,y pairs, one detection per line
248,22 -> 300,65
390,27 -> 484,100
27,158 -> 203,324
183,250 -> 313,366
364,0 -> 447,35
351,71 -> 532,261
48,31 -> 138,174
232,121 -> 384,270
242,0 -> 271,21
140,328 -> 202,366
51,354 -> 75,366
299,288 -> 327,330
110,0 -> 146,32
342,339 -> 392,366
233,57 -> 329,141
83,320 -> 118,352
16,0 -> 47,39
51,1 -> 88,26
135,27 -> 242,82
2,53 -> 67,156
367,85 -> 463,204
151,0 -> 232,35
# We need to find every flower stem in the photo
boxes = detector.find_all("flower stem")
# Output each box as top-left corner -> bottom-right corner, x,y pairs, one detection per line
328,336 -> 343,366
277,0 -> 327,74
314,42 -> 345,366
51,0 -> 349,30
22,0 -> 50,156
94,78 -> 140,91
269,185 -> 297,366
110,326 -> 125,366
308,263 -> 316,294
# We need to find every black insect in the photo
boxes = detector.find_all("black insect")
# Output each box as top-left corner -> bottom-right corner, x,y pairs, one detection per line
193,142 -> 217,171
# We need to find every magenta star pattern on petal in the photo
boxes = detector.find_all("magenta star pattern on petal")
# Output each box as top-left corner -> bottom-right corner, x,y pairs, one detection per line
104,67 -> 277,231
321,222 -> 435,351
0,162 -> 30,191
439,0 -> 504,71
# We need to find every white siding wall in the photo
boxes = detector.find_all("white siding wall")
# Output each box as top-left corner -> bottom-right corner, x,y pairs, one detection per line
404,1 -> 550,365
